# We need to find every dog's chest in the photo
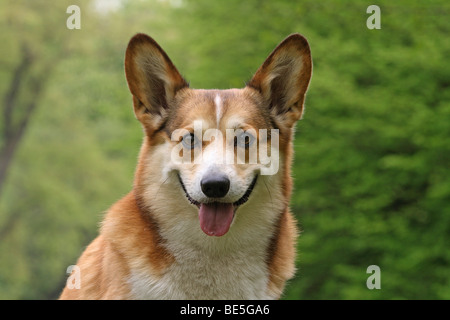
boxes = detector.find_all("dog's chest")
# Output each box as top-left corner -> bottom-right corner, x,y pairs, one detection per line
128,243 -> 272,299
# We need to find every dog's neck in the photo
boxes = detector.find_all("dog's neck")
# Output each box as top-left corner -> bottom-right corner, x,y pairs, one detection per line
130,176 -> 287,299
124,135 -> 291,298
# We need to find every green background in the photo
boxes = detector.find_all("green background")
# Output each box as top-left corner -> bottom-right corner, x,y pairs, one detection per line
0,0 -> 449,299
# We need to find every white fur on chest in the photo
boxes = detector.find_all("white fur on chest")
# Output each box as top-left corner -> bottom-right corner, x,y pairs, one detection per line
129,243 -> 272,300
130,171 -> 285,299
129,196 -> 283,299
129,218 -> 277,299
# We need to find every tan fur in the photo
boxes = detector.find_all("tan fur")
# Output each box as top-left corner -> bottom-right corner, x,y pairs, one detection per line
59,192 -> 173,299
59,33 -> 312,300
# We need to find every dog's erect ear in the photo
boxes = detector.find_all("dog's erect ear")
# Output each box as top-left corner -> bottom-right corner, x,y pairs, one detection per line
247,34 -> 312,127
125,33 -> 188,130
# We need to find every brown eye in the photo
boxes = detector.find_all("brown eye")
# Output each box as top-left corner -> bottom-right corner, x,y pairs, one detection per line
235,132 -> 255,149
182,133 -> 200,150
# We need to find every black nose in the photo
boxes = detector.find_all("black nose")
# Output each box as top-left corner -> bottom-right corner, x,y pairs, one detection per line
201,173 -> 230,198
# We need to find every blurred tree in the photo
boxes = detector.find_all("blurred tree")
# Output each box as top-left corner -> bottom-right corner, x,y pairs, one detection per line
0,0 -> 173,299
0,0 -> 77,198
0,0 -> 448,300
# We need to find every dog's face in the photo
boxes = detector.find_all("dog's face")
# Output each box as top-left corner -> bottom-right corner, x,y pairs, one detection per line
164,88 -> 275,236
125,34 -> 311,237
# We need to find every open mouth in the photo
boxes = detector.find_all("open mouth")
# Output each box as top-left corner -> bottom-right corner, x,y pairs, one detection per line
178,174 -> 258,237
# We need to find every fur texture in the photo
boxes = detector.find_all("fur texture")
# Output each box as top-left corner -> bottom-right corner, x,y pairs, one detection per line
59,33 -> 312,300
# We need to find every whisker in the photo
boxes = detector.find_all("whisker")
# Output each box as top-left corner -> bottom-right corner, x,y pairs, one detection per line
154,176 -> 170,201
262,176 -> 274,213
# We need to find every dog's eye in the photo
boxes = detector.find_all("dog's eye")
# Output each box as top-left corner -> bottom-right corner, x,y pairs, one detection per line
234,132 -> 256,149
182,133 -> 200,149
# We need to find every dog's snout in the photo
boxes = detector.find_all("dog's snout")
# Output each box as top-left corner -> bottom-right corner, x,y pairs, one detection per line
201,173 -> 230,198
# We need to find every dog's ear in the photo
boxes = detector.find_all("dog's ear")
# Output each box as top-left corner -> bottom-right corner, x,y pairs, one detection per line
247,34 -> 312,127
125,33 -> 188,131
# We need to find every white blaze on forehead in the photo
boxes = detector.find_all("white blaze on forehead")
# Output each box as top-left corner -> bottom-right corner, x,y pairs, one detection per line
214,94 -> 222,127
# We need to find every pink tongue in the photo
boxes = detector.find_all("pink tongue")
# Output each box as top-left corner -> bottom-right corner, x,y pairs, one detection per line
199,203 -> 234,236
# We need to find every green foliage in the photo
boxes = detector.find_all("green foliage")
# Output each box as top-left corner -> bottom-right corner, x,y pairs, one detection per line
0,0 -> 448,299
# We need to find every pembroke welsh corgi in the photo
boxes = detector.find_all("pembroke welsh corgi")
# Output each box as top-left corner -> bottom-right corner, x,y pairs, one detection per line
60,33 -> 312,299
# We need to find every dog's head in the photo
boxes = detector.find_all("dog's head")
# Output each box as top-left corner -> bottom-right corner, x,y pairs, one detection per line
125,34 -> 312,237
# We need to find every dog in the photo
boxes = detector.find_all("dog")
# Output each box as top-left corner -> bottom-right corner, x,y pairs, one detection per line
59,33 -> 312,299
